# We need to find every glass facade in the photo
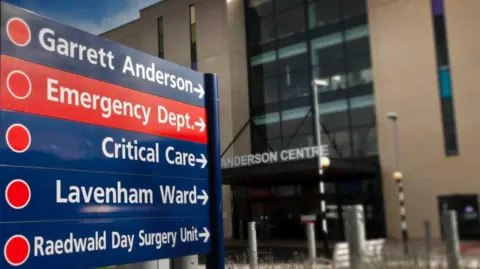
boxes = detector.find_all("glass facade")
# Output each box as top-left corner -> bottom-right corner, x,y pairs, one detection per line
245,0 -> 376,158
238,0 -> 385,241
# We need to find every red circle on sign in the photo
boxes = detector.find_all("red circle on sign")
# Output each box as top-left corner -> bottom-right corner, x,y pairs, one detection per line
6,18 -> 31,47
5,179 -> 31,210
5,124 -> 31,153
4,235 -> 30,266
7,70 -> 32,100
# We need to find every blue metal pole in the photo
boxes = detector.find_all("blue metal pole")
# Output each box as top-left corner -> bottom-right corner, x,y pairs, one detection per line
204,73 -> 225,269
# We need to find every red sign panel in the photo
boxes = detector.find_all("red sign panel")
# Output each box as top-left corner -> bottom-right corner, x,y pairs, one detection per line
0,55 -> 207,144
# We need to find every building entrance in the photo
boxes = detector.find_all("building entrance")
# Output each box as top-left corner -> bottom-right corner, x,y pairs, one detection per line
231,178 -> 386,241
224,156 -> 385,242
251,199 -> 303,240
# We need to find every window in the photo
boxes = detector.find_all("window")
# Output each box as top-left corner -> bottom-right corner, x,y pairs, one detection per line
308,0 -> 341,29
275,6 -> 305,39
248,17 -> 275,45
248,0 -> 273,18
245,1 -> 377,156
275,0 -> 303,13
251,75 -> 279,105
279,68 -> 309,100
189,5 -> 197,70
343,0 -> 367,19
430,0 -> 458,155
157,17 -> 164,58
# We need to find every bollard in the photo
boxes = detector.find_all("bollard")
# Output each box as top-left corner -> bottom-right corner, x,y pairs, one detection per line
306,222 -> 317,264
172,255 -> 198,269
425,220 -> 432,269
443,211 -> 460,269
248,221 -> 258,269
343,205 -> 366,269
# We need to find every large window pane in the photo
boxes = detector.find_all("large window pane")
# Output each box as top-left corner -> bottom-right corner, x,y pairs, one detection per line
347,68 -> 372,88
251,50 -> 277,77
249,17 -> 275,45
281,108 -> 313,137
279,69 -> 310,100
253,113 -> 282,139
352,127 -> 378,156
321,109 -> 349,132
347,55 -> 372,87
267,138 -> 283,150
308,0 -> 341,29
343,0 -> 367,19
310,32 -> 343,66
326,129 -> 352,158
249,0 -> 273,17
275,0 -> 303,12
276,7 -> 305,39
251,76 -> 278,105
349,100 -> 375,127
278,42 -> 308,73
345,25 -> 370,56
284,135 -> 314,149
312,66 -> 347,92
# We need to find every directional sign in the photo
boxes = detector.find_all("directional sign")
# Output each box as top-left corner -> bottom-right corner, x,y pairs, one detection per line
0,55 -> 207,143
0,3 -> 206,107
0,218 -> 210,268
0,110 -> 209,178
0,2 -> 218,268
0,166 -> 209,222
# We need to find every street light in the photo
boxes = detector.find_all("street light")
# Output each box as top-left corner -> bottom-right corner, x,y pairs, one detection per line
312,79 -> 330,256
387,112 -> 409,254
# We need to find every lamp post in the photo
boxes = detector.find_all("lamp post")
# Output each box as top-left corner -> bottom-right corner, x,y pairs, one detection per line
312,79 -> 331,256
387,112 -> 409,254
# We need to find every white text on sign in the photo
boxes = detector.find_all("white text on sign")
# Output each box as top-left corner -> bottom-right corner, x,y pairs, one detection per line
158,106 -> 205,132
46,78 -> 205,132
32,226 -> 209,257
55,180 -> 208,206
100,138 -> 207,169
38,27 -> 204,98
165,146 -> 207,168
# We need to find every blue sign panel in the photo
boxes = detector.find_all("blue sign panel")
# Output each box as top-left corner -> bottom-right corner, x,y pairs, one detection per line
0,217 -> 211,269
0,110 -> 209,179
0,165 -> 209,222
0,2 -> 206,107
0,2 -> 221,268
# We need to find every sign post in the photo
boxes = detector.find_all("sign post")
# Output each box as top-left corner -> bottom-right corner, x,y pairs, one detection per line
0,2 -> 223,268
205,74 -> 225,269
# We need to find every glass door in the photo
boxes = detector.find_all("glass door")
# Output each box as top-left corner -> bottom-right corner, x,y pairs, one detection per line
251,202 -> 270,240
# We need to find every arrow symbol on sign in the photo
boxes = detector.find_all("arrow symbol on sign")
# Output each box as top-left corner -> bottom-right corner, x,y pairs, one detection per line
194,84 -> 205,99
196,154 -> 207,169
195,117 -> 206,132
199,227 -> 210,243
197,190 -> 209,205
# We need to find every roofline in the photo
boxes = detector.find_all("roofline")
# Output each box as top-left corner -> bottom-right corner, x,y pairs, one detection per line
98,18 -> 140,36
140,0 -> 168,12
99,0 -> 168,37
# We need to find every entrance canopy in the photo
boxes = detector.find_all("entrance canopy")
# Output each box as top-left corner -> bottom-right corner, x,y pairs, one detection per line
222,156 -> 379,186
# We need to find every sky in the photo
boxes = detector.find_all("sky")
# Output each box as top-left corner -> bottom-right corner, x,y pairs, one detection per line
3,0 -> 162,35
